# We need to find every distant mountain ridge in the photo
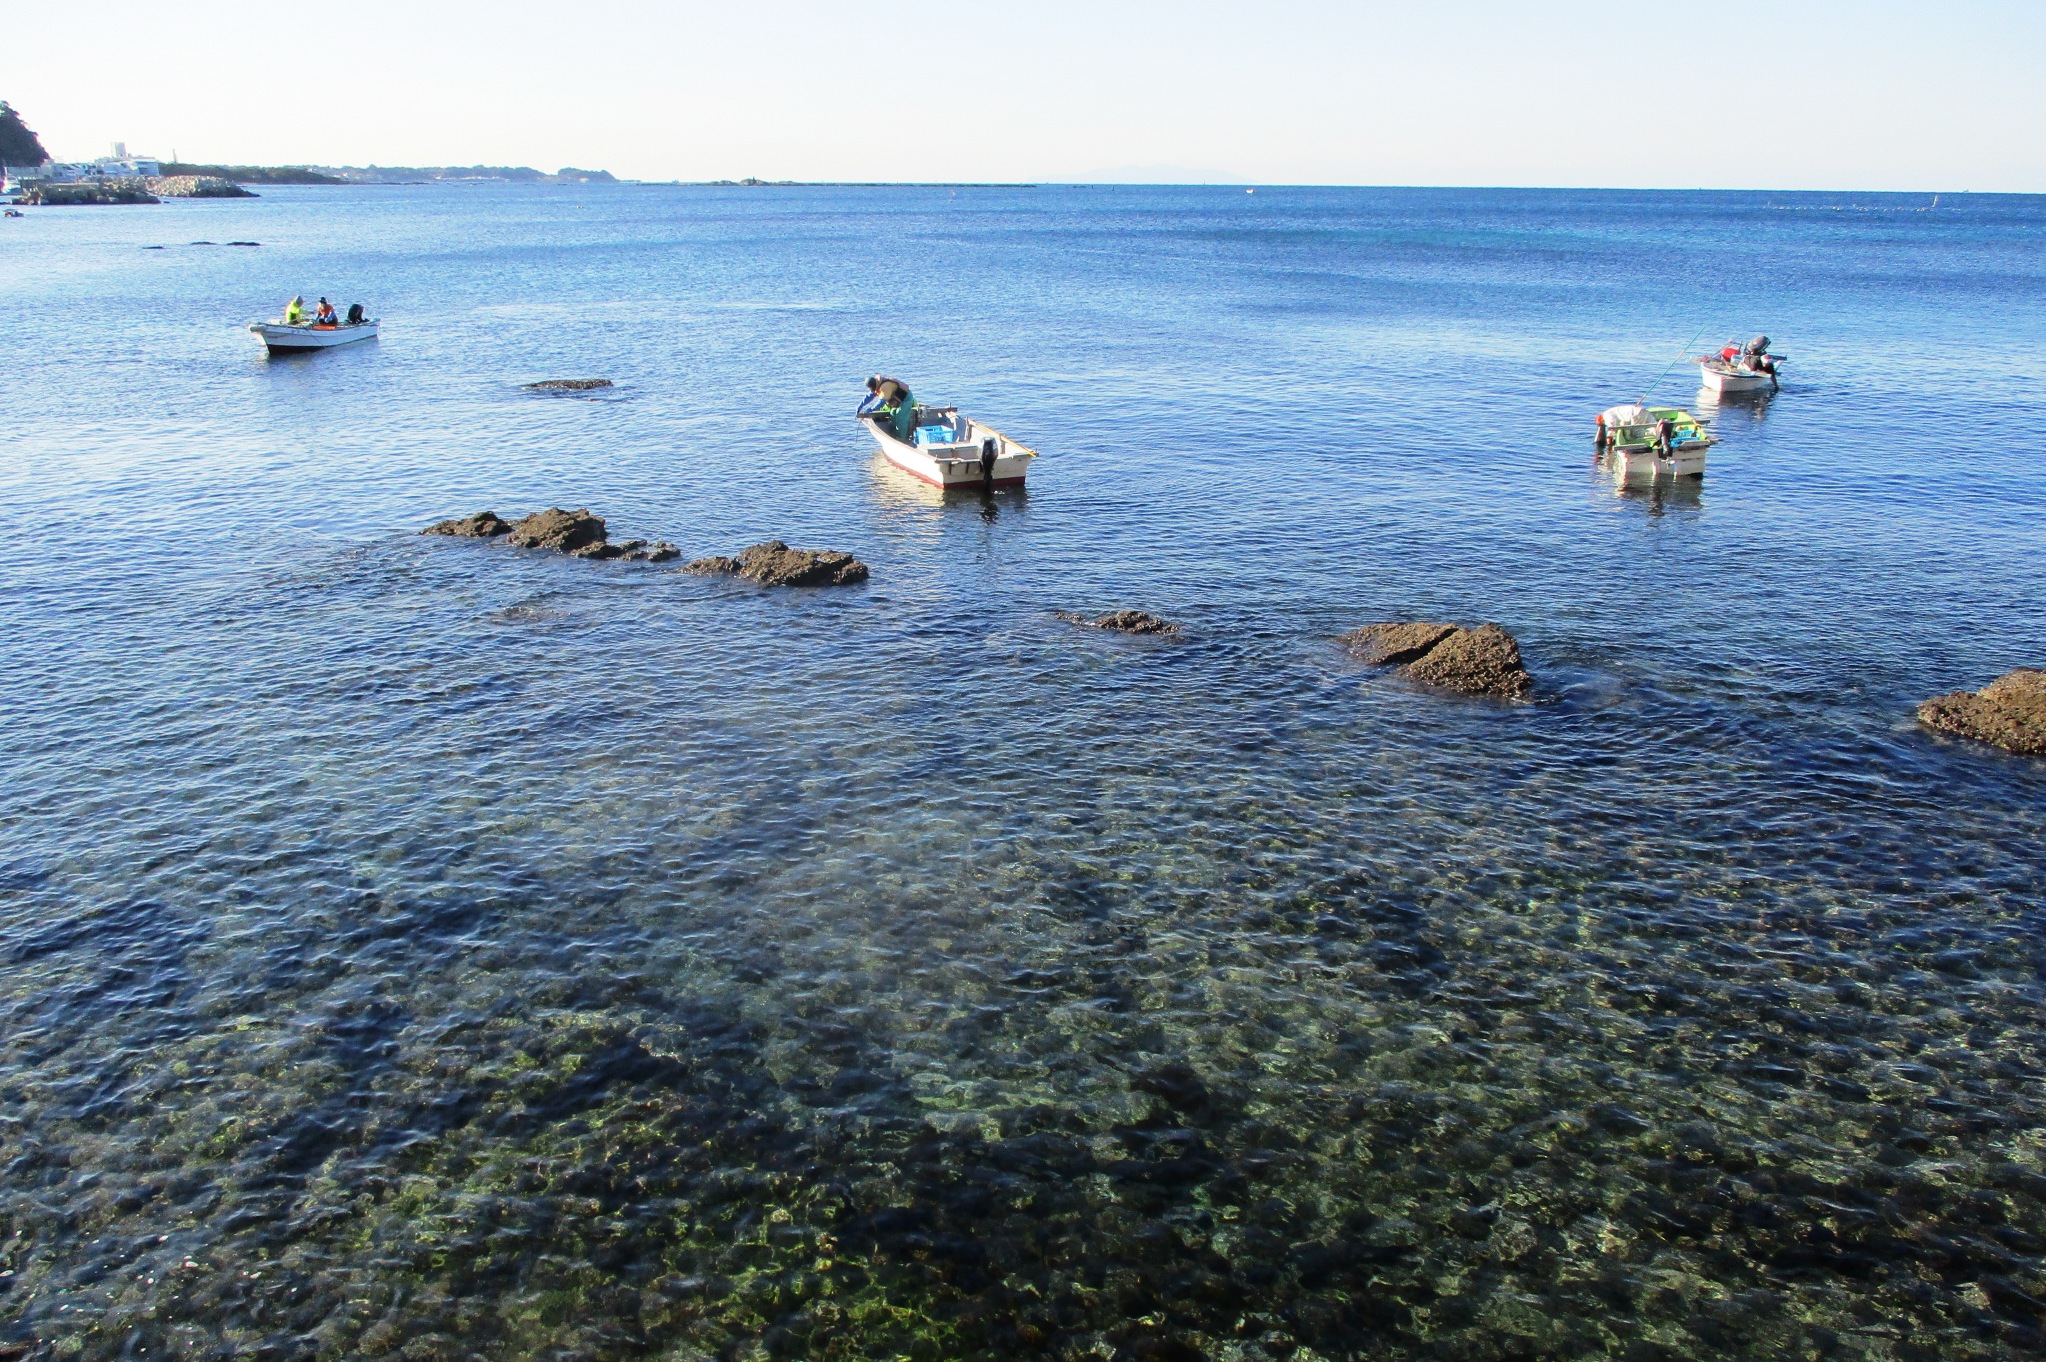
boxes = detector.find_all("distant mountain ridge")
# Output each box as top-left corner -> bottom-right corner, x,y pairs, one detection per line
154,162 -> 616,186
162,163 -> 344,184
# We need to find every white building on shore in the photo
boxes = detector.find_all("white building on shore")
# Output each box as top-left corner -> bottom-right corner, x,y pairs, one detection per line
7,142 -> 162,186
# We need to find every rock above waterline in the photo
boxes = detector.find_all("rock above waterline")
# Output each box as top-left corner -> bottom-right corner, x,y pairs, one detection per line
1344,620 -> 1533,698
1338,620 -> 1456,666
684,541 -> 868,587
507,508 -> 607,553
1918,668 -> 2046,756
524,378 -> 614,391
422,510 -> 513,538
1058,609 -> 1179,635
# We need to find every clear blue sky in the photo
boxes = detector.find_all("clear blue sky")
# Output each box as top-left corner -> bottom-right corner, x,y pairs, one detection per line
7,0 -> 2043,189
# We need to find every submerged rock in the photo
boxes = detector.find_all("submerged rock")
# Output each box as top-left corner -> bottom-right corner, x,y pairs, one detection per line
1344,620 -> 1533,698
1057,609 -> 1179,635
685,541 -> 868,587
1338,621 -> 1456,665
506,508 -> 607,553
523,378 -> 614,391
1918,668 -> 2046,755
571,539 -> 679,563
421,510 -> 513,538
423,509 -> 674,563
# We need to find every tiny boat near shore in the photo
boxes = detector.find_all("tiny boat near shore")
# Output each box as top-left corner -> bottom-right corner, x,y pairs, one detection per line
863,406 -> 1039,489
1595,403 -> 1714,479
248,318 -> 378,352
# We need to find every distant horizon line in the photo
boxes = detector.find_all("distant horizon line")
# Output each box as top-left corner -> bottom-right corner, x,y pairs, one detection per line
244,178 -> 2027,196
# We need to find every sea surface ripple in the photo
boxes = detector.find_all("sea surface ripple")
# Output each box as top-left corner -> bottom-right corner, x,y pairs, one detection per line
2,185 -> 2044,1361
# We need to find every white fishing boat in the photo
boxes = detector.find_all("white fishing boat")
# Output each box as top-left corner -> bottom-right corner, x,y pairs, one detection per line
247,318 -> 378,352
1697,359 -> 1776,394
1696,336 -> 1783,393
862,406 -> 1039,489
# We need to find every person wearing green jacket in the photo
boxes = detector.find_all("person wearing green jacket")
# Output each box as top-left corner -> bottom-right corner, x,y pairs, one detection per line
857,375 -> 917,441
283,295 -> 305,325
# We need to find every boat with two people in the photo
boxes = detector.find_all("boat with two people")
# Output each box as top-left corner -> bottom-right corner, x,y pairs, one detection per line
1697,334 -> 1785,393
248,295 -> 377,353
856,375 -> 1039,490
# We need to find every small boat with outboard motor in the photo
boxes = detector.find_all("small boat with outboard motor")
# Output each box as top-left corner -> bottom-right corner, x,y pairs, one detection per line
1697,334 -> 1784,393
861,404 -> 1039,490
1594,403 -> 1715,479
248,317 -> 378,352
248,297 -> 378,353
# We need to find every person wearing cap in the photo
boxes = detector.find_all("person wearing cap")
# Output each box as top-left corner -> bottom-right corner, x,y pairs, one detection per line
857,375 -> 917,441
313,297 -> 337,325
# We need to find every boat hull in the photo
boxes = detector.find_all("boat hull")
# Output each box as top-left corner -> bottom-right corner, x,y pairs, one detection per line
1699,363 -> 1772,393
249,320 -> 378,351
1610,445 -> 1706,479
863,415 -> 1036,489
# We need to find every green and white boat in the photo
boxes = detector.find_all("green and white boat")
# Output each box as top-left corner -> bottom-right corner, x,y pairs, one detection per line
1595,403 -> 1715,479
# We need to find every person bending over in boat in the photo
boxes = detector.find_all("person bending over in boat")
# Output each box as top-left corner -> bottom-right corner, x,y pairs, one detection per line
857,375 -> 917,441
284,295 -> 306,325
314,298 -> 337,325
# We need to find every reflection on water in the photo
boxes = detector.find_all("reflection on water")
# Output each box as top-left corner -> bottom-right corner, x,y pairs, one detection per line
2,185 -> 2045,1362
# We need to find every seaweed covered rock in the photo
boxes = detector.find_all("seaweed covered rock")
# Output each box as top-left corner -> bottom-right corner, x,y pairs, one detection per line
1338,620 -> 1456,665
685,541 -> 867,587
523,378 -> 613,392
506,508 -> 607,553
1057,609 -> 1179,635
1917,668 -> 2046,756
421,511 -> 512,539
1344,620 -> 1533,698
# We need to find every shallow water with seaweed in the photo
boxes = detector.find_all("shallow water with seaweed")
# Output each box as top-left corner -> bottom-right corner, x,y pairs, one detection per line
2,185 -> 2045,1361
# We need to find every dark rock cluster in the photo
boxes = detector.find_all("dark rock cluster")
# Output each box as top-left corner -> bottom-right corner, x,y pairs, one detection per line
421,508 -> 677,562
683,541 -> 868,587
523,378 -> 614,391
1918,667 -> 2046,755
1056,609 -> 1179,635
1341,620 -> 1534,698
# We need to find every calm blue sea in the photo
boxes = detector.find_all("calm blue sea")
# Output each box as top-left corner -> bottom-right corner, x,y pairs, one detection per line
2,184 -> 2044,1361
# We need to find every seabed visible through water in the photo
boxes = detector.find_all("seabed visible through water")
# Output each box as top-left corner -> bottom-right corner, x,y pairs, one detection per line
2,184 -> 2044,1361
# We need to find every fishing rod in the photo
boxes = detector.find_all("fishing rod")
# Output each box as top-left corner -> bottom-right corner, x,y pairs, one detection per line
1636,326 -> 1713,406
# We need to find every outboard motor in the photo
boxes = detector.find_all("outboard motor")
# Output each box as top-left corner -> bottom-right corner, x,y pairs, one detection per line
980,438 -> 998,490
